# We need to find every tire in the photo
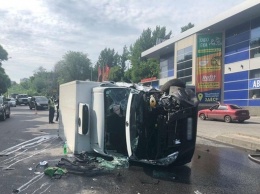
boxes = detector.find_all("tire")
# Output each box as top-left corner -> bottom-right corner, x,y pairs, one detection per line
199,113 -> 206,120
0,111 -> 6,121
6,111 -> 10,118
160,78 -> 186,93
224,115 -> 232,123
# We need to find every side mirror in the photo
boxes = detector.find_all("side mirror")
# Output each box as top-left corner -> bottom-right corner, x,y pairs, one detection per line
78,103 -> 90,135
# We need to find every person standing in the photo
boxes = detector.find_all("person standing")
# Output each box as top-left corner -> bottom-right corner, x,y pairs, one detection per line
48,96 -> 55,123
55,98 -> 59,121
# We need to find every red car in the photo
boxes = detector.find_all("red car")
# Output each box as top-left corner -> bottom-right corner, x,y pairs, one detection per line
198,104 -> 250,123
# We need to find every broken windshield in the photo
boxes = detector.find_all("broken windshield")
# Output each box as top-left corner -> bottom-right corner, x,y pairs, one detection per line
104,88 -> 130,155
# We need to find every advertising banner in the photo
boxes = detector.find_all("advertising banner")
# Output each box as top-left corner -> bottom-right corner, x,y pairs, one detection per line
196,33 -> 222,103
249,79 -> 260,89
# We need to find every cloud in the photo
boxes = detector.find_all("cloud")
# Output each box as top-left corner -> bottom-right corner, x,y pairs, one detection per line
0,0 -> 245,83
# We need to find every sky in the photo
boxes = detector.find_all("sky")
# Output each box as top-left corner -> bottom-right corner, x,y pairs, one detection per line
0,0 -> 246,83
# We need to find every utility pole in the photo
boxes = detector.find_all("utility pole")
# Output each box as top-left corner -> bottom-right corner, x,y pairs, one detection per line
91,66 -> 92,81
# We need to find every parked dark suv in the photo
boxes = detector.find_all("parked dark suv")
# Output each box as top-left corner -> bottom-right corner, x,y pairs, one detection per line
16,94 -> 29,105
29,96 -> 49,110
0,96 -> 11,121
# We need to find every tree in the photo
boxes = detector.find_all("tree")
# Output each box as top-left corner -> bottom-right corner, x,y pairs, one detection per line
119,45 -> 129,73
108,66 -> 123,82
0,67 -> 11,94
131,59 -> 159,83
181,22 -> 195,33
54,51 -> 92,84
97,48 -> 120,68
0,45 -> 8,63
31,67 -> 55,96
0,44 -> 11,95
129,26 -> 171,83
96,48 -> 120,81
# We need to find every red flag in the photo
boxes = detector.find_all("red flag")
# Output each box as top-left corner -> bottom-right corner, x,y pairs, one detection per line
105,65 -> 110,76
102,66 -> 105,81
104,65 -> 110,81
98,65 -> 101,82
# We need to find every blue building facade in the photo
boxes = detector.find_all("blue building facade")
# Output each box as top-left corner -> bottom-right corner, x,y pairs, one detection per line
224,16 -> 260,106
141,1 -> 260,114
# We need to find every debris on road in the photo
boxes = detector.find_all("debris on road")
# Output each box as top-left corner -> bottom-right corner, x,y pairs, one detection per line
44,166 -> 68,178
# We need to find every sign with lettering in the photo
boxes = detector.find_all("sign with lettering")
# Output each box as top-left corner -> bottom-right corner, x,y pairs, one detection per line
141,77 -> 157,83
196,33 -> 222,103
249,79 -> 260,89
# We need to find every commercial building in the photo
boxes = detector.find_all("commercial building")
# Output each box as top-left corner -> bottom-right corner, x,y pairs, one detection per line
141,0 -> 260,115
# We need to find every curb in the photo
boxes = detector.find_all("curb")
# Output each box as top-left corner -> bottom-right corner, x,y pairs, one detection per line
197,134 -> 260,151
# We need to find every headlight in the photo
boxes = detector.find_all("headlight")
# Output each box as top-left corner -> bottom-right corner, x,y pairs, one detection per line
36,103 -> 41,106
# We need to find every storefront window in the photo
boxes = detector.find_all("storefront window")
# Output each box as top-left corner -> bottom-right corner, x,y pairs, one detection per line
225,41 -> 249,55
160,60 -> 168,79
251,16 -> 260,29
250,69 -> 260,79
225,21 -> 250,38
250,47 -> 260,58
249,89 -> 260,99
250,37 -> 260,49
160,54 -> 174,79
177,46 -> 193,84
251,27 -> 260,39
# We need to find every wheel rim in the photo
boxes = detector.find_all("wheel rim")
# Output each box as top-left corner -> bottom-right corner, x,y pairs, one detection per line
225,116 -> 231,123
200,114 -> 205,120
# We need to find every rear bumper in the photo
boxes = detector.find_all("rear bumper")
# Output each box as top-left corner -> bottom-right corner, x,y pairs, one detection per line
233,116 -> 250,121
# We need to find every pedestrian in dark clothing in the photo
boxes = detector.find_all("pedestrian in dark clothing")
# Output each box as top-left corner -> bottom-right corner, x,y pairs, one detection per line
55,98 -> 59,121
48,97 -> 55,123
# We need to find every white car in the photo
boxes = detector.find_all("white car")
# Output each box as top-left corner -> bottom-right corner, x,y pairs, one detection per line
8,98 -> 17,107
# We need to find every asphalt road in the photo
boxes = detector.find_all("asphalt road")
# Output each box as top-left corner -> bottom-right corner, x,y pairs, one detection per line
0,106 -> 259,194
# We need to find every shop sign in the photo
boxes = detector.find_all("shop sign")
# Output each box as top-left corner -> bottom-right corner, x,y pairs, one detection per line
249,79 -> 260,89
141,77 -> 157,83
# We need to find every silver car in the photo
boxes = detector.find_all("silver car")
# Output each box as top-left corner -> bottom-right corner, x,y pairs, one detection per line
8,98 -> 17,107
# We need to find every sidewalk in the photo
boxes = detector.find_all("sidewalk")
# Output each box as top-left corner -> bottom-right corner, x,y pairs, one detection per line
196,116 -> 260,151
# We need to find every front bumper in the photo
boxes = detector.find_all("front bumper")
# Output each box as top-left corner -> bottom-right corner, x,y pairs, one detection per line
129,152 -> 179,166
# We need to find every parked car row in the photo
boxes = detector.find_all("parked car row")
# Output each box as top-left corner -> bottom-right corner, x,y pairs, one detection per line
6,94 -> 49,110
0,96 -> 11,121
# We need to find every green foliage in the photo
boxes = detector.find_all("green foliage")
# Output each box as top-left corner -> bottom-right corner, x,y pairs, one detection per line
0,44 -> 10,95
123,69 -> 132,83
7,67 -> 58,97
5,25 -> 173,95
8,82 -> 28,95
97,48 -> 120,68
119,45 -> 129,72
54,51 -> 92,84
0,66 -> 11,94
0,45 -> 8,62
181,22 -> 194,33
129,26 -> 171,82
91,62 -> 98,82
109,66 -> 124,82
131,59 -> 159,83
